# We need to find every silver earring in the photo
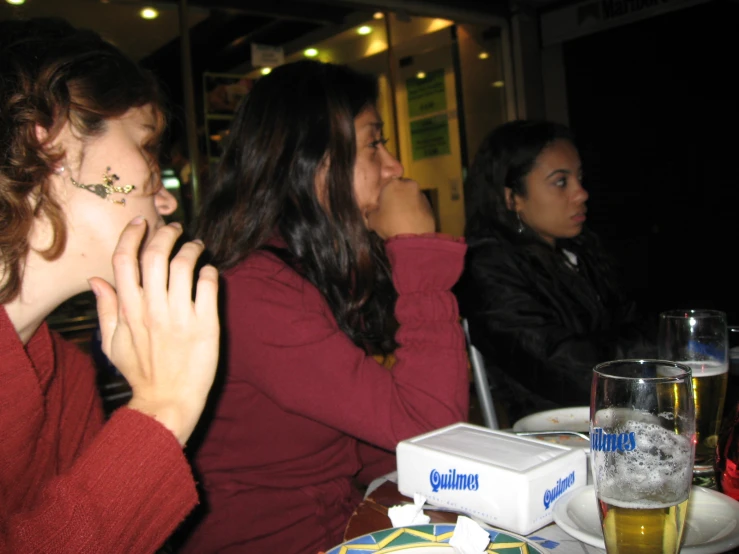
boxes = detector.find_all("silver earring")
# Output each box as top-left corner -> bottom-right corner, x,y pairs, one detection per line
54,166 -> 65,176
516,212 -> 525,234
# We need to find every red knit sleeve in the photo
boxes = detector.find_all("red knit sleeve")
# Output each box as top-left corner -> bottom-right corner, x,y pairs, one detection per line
227,234 -> 469,451
1,407 -> 198,554
53,335 -> 105,471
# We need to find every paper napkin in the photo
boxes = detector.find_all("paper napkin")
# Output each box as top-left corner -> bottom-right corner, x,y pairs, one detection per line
388,493 -> 431,527
449,515 -> 491,554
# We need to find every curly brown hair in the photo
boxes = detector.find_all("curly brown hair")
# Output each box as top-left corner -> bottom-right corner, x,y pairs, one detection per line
0,17 -> 165,303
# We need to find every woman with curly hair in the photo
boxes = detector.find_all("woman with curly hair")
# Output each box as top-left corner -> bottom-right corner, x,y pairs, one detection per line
0,18 -> 219,552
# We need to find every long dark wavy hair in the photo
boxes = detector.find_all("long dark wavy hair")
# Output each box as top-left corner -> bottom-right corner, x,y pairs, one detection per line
197,60 -> 397,354
464,120 -> 622,300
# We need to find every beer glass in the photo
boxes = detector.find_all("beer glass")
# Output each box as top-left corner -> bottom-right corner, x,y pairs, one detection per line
591,360 -> 695,554
658,309 -> 728,471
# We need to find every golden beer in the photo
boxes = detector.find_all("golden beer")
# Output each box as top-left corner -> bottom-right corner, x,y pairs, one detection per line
599,497 -> 688,554
680,361 -> 728,462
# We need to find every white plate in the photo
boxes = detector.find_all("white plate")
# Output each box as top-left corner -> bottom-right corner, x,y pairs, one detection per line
553,485 -> 739,554
512,406 -> 590,433
520,431 -> 591,450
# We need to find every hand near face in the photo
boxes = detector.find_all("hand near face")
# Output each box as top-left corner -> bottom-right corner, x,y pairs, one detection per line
88,217 -> 219,447
366,178 -> 436,240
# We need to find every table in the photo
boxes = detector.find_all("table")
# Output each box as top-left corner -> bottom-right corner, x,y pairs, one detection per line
346,472 -> 605,554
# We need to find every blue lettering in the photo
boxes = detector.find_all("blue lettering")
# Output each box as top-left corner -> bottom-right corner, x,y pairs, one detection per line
591,428 -> 599,450
543,471 -> 576,509
428,468 -> 480,493
591,428 -> 638,453
430,469 -> 441,492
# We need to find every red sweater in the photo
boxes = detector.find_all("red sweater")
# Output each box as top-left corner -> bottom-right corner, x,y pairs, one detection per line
181,235 -> 469,554
0,306 -> 198,553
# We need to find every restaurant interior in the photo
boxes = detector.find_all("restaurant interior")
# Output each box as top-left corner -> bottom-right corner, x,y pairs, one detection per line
2,0 -> 738,551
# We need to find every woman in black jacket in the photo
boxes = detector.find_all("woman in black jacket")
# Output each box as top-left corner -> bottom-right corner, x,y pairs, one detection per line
456,120 -> 654,426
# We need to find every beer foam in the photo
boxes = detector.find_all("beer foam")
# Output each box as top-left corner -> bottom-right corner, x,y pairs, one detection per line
679,360 -> 728,377
593,414 -> 692,506
599,495 -> 688,511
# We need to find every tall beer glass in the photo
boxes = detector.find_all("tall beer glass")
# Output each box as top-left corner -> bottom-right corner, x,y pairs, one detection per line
659,309 -> 728,471
591,360 -> 695,554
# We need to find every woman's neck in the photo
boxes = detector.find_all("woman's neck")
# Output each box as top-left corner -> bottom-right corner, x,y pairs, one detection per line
1,254 -> 83,344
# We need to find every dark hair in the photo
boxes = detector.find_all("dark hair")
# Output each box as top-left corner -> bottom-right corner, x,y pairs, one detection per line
197,60 -> 397,354
464,119 -> 621,297
0,17 -> 165,303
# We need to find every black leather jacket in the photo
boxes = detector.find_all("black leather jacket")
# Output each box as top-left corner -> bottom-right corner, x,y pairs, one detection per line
455,229 -> 655,425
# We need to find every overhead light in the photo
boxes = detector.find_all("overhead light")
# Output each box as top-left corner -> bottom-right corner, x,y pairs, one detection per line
162,169 -> 181,190
304,48 -> 319,58
491,80 -> 505,88
140,7 -> 159,19
373,12 -> 384,19
416,71 -> 426,79
357,25 -> 372,35
6,0 -> 26,5
478,51 -> 489,60
261,67 -> 272,75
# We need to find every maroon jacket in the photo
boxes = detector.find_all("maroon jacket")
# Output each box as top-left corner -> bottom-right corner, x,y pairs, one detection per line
183,235 -> 469,554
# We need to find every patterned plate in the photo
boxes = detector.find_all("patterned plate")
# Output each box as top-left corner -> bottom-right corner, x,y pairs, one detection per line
326,524 -> 546,553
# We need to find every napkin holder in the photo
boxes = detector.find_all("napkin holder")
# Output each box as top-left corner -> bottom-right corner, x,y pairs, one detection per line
396,423 -> 587,536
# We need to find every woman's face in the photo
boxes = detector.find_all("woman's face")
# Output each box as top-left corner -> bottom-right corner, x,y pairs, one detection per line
56,105 -> 177,286
352,106 -> 403,224
508,139 -> 588,246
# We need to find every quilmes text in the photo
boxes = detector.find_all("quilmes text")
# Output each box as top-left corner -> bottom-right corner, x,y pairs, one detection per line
429,468 -> 480,493
591,427 -> 637,452
543,471 -> 576,509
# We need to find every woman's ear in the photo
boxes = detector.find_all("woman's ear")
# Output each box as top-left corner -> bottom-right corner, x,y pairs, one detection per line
314,154 -> 330,210
35,123 -> 49,144
504,187 -> 516,211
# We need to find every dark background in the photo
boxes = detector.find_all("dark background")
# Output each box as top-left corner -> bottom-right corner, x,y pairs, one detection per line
563,0 -> 738,323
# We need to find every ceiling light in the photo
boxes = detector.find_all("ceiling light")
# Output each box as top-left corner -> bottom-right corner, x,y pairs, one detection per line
140,7 -> 159,19
373,12 -> 384,19
478,51 -> 489,60
304,48 -> 319,58
416,71 -> 426,79
357,26 -> 372,35
491,80 -> 505,88
6,0 -> 26,5
261,67 -> 272,75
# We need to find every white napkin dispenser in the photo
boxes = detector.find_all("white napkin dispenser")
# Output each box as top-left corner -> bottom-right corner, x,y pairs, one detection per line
396,423 -> 588,536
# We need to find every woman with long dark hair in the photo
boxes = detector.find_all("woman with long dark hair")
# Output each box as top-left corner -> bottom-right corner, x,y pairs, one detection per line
183,60 -> 469,553
457,120 -> 653,426
0,18 -> 219,552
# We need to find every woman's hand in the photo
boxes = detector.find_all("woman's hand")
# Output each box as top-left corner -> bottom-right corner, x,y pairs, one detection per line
366,178 -> 436,240
88,217 -> 220,446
